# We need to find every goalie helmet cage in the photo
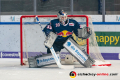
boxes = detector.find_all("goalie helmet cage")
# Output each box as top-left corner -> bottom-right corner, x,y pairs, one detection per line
20,15 -> 111,67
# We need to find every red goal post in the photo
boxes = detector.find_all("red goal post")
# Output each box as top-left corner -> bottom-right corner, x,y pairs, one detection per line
20,15 -> 89,65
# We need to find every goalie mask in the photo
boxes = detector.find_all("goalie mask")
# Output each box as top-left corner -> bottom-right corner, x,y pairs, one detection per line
57,10 -> 67,25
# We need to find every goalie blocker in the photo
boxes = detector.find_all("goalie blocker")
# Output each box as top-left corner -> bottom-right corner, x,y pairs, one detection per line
63,38 -> 95,68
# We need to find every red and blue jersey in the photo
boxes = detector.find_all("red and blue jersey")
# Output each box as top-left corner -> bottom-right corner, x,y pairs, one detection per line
43,19 -> 81,43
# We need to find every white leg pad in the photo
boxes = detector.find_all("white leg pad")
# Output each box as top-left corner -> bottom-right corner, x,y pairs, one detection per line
63,38 -> 95,68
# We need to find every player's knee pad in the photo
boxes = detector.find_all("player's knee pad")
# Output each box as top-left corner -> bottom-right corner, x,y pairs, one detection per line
28,52 -> 60,68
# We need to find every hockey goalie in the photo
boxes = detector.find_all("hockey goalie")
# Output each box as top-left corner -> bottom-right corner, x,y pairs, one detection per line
28,10 -> 95,68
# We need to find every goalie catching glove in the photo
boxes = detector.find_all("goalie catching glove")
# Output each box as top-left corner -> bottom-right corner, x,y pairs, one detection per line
78,27 -> 92,39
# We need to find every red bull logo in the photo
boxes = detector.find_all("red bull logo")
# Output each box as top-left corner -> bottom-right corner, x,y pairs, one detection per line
57,30 -> 73,37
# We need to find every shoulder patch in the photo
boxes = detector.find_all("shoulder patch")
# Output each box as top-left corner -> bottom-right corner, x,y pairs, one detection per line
69,23 -> 74,26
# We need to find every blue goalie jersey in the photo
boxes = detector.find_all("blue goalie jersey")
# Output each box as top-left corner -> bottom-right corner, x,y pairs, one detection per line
43,18 -> 81,45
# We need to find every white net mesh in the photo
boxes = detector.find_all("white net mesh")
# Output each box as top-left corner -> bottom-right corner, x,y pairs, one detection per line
88,16 -> 104,61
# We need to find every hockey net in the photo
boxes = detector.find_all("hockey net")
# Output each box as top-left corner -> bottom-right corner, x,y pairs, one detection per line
20,15 -> 111,67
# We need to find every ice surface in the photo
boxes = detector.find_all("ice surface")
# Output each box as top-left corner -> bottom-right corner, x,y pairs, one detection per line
0,59 -> 120,80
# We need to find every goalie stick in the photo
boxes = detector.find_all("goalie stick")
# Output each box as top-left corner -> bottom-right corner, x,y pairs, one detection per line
35,16 -> 74,69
